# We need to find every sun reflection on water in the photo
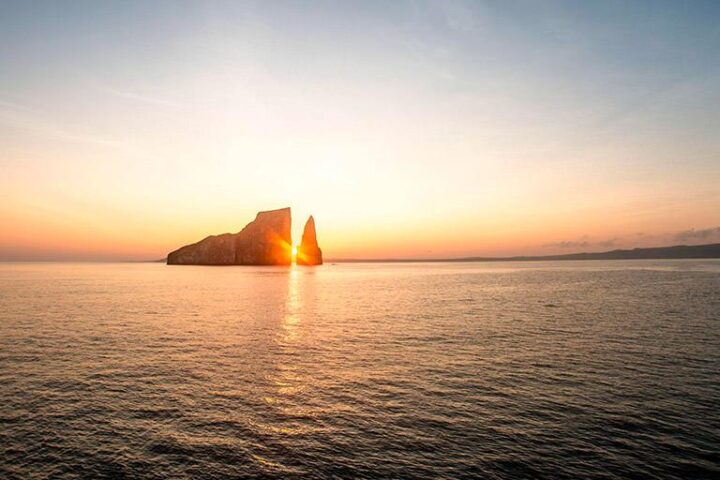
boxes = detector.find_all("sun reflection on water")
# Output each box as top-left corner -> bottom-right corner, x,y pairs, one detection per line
281,266 -> 301,344
263,266 -> 307,418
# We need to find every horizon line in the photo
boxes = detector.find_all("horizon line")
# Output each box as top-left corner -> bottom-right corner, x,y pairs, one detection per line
2,242 -> 720,264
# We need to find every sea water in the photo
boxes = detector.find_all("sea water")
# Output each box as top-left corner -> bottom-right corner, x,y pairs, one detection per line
1,261 -> 718,479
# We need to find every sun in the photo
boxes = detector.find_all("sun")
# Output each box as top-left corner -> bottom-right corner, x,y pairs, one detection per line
292,244 -> 298,257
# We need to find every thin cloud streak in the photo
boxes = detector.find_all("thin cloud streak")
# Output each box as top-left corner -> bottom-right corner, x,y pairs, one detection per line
0,100 -> 162,162
543,235 -> 590,249
93,85 -> 187,110
675,226 -> 720,242
542,238 -> 617,250
544,227 -> 720,253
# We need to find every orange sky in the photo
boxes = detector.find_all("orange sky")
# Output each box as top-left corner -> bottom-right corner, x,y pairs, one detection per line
1,2 -> 719,261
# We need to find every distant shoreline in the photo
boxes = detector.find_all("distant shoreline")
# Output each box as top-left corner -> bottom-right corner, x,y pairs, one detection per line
3,243 -> 720,264
327,243 -> 720,263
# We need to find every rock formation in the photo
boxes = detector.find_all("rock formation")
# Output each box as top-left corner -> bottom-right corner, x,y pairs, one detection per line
167,207 -> 292,265
296,216 -> 323,265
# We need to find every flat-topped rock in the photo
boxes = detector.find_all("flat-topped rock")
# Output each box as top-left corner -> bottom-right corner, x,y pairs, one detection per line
167,207 -> 292,265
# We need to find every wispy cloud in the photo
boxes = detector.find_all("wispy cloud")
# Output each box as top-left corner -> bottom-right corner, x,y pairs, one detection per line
93,85 -> 185,110
596,238 -> 618,248
544,228 -> 720,251
543,235 -> 589,249
543,235 -> 617,250
427,0 -> 481,33
0,97 -> 161,161
674,226 -> 720,242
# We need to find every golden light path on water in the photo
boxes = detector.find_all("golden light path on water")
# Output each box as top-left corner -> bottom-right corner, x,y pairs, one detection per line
257,266 -> 312,455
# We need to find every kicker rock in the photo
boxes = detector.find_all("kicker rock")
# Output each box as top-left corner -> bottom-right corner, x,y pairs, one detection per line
296,215 -> 323,265
167,207 -> 292,265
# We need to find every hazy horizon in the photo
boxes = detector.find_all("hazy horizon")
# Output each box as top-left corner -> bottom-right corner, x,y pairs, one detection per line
2,0 -> 719,261
2,235 -> 720,263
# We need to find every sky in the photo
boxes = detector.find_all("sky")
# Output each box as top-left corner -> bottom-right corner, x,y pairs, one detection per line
1,0 -> 719,260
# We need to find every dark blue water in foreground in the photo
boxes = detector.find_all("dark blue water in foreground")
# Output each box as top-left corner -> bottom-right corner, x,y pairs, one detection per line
1,260 -> 719,479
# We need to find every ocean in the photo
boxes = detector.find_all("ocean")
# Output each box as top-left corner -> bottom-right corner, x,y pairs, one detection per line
1,260 -> 718,479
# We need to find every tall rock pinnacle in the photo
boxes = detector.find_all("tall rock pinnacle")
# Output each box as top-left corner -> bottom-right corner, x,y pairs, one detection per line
296,215 -> 323,265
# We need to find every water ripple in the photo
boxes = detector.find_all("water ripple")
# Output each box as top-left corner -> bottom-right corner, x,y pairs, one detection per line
1,261 -> 719,479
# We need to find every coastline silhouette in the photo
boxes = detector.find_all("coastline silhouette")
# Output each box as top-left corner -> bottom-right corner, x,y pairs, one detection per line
327,243 -> 720,263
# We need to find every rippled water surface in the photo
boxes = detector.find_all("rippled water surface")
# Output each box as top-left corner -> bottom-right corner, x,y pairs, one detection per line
1,260 -> 719,479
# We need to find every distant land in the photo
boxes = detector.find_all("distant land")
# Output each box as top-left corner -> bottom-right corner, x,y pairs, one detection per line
326,243 -> 720,263
153,243 -> 720,264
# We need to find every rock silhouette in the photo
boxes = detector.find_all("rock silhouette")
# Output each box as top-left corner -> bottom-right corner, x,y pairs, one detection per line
167,207 -> 292,265
296,216 -> 323,265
